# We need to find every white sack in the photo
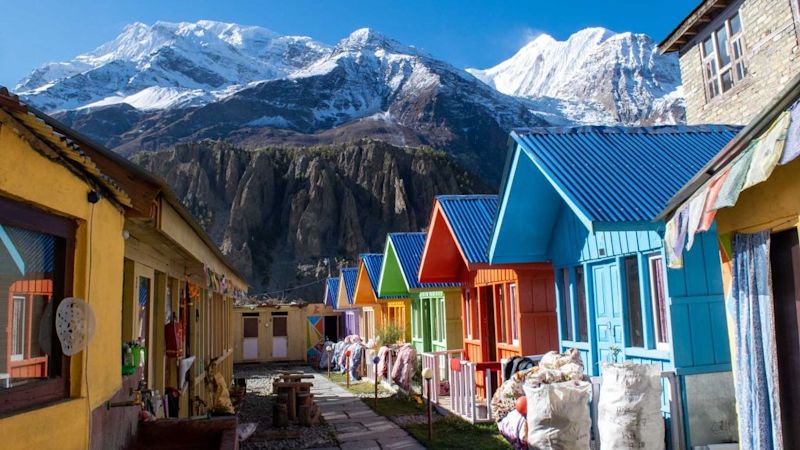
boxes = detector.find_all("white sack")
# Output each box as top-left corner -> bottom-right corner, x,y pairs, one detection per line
598,363 -> 665,450
524,380 -> 591,450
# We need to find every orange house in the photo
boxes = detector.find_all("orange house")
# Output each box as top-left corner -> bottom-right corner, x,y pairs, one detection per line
418,195 -> 558,366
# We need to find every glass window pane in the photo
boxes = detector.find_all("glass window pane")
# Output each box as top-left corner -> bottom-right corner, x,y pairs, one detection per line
561,268 -> 573,341
575,267 -> 588,342
721,70 -> 734,92
702,37 -> 714,58
509,284 -> 519,342
716,26 -> 730,66
1,223 -> 65,389
624,256 -> 644,348
730,13 -> 742,35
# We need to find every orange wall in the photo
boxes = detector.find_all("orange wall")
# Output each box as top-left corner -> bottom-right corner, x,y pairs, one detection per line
459,264 -> 557,363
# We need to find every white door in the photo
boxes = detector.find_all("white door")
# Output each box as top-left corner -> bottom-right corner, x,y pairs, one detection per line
242,316 -> 259,360
272,315 -> 288,359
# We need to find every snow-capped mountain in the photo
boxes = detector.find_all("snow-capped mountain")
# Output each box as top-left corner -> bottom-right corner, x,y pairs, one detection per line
17,20 -> 330,112
14,21 -> 685,182
467,27 -> 684,124
45,26 -> 546,182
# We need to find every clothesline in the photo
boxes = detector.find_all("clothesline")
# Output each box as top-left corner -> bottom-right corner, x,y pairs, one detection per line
665,100 -> 800,268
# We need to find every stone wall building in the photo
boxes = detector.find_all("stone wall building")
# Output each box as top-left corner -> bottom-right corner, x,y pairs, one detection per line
661,0 -> 800,124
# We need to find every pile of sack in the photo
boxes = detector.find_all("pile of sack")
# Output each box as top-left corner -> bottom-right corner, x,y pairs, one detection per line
491,350 -> 665,450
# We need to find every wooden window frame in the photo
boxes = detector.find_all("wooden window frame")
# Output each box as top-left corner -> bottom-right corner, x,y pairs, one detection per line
623,255 -> 646,349
496,284 -> 508,344
560,268 -> 574,341
648,255 -> 670,351
700,7 -> 748,102
0,196 -> 74,416
508,283 -> 519,345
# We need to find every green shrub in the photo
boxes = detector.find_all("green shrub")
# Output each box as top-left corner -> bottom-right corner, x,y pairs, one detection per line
376,323 -> 403,345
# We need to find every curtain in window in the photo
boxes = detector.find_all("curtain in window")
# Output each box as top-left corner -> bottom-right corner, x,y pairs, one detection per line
729,231 -> 783,450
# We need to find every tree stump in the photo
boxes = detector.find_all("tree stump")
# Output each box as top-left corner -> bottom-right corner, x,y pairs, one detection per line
273,403 -> 288,427
298,404 -> 312,426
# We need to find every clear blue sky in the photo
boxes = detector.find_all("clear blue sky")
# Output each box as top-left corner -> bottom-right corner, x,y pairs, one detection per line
0,0 -> 699,87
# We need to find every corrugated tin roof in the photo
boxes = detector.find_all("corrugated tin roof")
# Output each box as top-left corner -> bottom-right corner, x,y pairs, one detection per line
340,267 -> 358,305
511,125 -> 741,225
324,277 -> 339,308
388,233 -> 459,290
437,195 -> 498,264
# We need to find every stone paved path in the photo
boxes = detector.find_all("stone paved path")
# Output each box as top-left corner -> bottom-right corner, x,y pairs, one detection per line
309,372 -> 425,450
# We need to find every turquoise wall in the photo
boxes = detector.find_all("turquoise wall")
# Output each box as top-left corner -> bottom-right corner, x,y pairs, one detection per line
549,203 -> 730,375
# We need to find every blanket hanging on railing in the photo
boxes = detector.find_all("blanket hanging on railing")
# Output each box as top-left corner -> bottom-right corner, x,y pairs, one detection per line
729,231 -> 783,450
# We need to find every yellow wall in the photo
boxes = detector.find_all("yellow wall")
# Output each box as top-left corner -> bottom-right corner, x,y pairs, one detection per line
379,299 -> 412,342
443,289 -> 464,349
715,157 -> 800,237
159,202 -> 246,288
232,306 -> 307,362
0,125 -> 126,450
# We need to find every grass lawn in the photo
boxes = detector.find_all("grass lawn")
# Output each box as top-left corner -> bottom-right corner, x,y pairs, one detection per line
323,371 -> 387,395
363,393 -> 425,416
406,415 -> 512,450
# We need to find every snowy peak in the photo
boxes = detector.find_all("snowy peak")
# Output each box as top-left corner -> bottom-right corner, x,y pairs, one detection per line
334,28 -> 425,56
467,27 -> 684,124
15,20 -> 331,112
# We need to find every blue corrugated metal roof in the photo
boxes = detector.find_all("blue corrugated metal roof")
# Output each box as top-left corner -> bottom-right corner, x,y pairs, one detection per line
388,233 -> 459,290
340,267 -> 358,305
437,195 -> 498,264
324,277 -> 339,308
511,125 -> 741,224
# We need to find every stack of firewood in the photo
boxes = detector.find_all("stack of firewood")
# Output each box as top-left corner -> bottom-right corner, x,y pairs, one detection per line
272,372 -> 321,427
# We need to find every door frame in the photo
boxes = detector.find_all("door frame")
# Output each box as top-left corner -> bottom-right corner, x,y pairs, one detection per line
271,313 -> 289,359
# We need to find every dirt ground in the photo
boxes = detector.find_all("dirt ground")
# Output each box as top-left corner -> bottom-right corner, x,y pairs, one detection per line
234,363 -> 338,450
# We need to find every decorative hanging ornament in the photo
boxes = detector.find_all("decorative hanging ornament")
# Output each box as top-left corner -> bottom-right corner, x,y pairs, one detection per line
55,298 -> 96,356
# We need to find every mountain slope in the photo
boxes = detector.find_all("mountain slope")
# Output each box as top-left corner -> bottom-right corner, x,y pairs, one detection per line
132,140 -> 488,297
467,27 -> 684,124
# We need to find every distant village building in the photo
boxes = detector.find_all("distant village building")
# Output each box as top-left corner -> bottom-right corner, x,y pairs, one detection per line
661,0 -> 800,124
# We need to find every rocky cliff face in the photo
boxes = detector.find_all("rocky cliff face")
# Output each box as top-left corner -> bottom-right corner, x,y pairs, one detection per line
132,140 -> 488,299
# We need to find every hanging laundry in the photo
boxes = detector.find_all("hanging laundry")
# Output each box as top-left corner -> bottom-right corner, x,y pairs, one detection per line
665,206 -> 688,269
779,100 -> 800,165
685,188 -> 708,251
743,111 -> 790,190
665,215 -> 679,269
698,167 -> 731,232
714,144 -> 756,210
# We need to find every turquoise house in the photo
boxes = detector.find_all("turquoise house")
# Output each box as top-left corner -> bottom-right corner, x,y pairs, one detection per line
489,125 -> 741,447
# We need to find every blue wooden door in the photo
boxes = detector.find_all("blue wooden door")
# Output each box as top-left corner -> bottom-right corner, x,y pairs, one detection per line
593,262 -> 623,373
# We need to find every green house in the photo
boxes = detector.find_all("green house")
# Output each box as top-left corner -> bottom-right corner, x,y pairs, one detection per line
378,232 -> 462,353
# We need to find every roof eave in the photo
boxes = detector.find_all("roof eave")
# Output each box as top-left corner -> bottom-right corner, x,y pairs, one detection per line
659,0 -> 732,54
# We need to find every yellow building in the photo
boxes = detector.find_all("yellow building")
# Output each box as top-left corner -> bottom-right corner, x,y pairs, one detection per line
0,90 -> 247,449
232,302 -> 339,364
0,90 -> 129,449
353,254 -> 385,342
661,75 -> 800,448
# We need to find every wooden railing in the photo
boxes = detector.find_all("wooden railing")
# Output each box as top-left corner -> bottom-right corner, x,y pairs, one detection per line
589,370 -> 686,450
420,349 -> 464,404
448,358 -> 501,423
